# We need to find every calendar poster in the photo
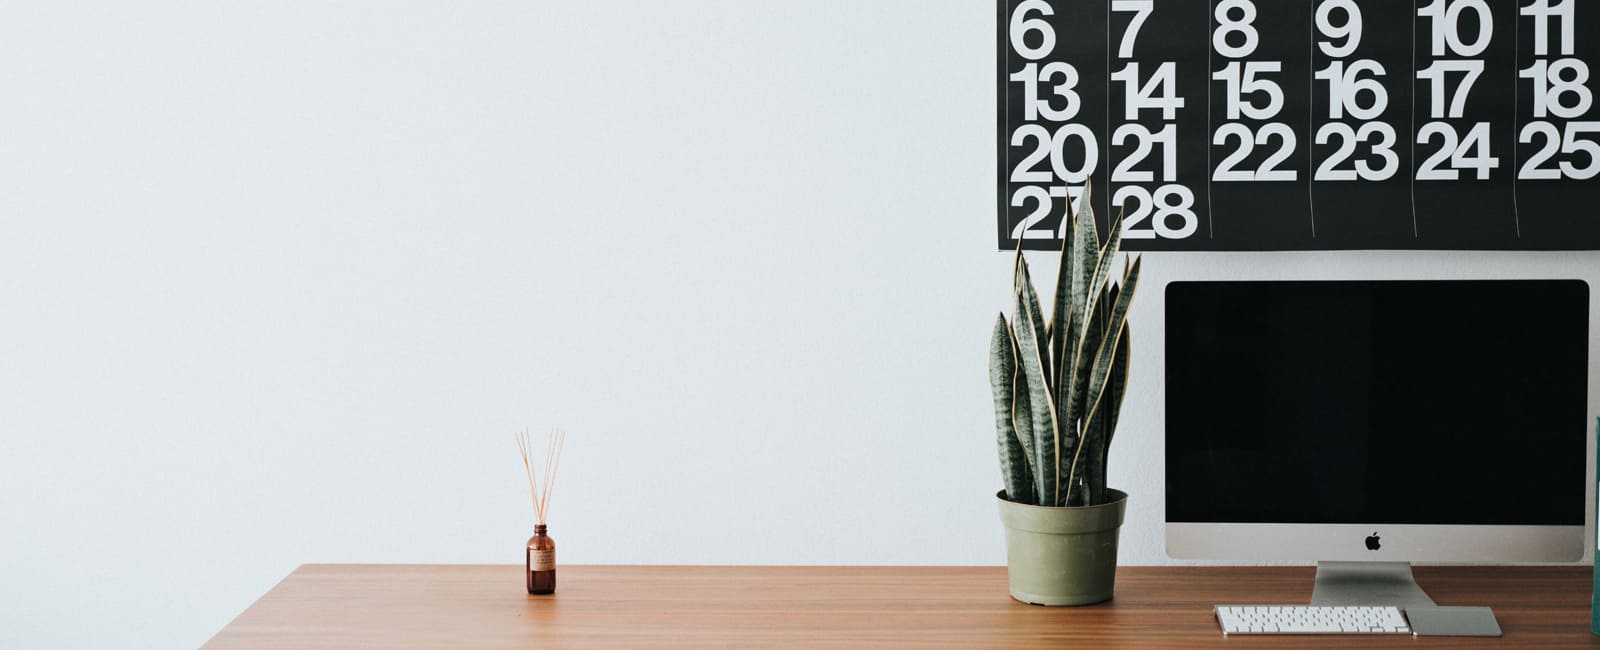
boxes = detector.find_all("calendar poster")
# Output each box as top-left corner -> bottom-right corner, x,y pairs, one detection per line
997,0 -> 1600,250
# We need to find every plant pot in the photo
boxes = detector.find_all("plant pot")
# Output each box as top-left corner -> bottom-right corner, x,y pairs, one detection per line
995,488 -> 1128,606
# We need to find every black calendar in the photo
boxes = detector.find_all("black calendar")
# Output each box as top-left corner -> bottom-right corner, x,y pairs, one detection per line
997,0 -> 1600,251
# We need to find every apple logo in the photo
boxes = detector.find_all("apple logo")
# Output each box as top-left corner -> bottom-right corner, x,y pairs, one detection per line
1365,532 -> 1381,551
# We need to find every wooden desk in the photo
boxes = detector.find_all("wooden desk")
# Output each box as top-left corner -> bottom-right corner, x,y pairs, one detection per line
206,565 -> 1598,648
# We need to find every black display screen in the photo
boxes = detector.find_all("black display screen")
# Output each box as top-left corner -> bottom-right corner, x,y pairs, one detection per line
1165,280 -> 1589,525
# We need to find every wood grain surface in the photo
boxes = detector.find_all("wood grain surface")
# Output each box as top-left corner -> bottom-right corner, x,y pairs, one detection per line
204,564 -> 1600,648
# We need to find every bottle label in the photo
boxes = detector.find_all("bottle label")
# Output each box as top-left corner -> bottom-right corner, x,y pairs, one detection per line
531,549 -> 555,571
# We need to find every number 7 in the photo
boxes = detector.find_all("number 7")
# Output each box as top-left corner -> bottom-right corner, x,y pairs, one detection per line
1113,0 -> 1153,59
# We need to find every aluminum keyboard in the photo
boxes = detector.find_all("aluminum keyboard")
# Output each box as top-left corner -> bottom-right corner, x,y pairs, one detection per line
1214,605 -> 1411,635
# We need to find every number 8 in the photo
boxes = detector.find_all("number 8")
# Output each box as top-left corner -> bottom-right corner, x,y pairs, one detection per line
1214,0 -> 1259,58
1153,186 -> 1198,238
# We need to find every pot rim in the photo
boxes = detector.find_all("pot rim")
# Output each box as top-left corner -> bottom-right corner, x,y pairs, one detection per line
994,488 -> 1128,512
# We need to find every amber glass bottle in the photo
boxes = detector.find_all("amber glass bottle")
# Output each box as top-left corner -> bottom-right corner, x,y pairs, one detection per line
527,525 -> 556,594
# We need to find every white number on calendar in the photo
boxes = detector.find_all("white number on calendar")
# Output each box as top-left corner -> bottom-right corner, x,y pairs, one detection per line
1009,0 -> 1056,60
1417,122 -> 1498,180
1116,185 -> 1198,240
1111,62 -> 1185,120
1213,0 -> 1259,58
1010,186 -> 1065,240
1418,0 -> 1492,58
1315,0 -> 1363,58
1112,0 -> 1153,58
1213,62 -> 1285,121
1315,60 -> 1388,120
1111,124 -> 1177,183
1213,123 -> 1298,182
1315,123 -> 1400,181
1519,122 -> 1600,181
1010,186 -> 1090,240
1416,61 -> 1484,120
1521,0 -> 1575,57
1010,62 -> 1082,122
1010,124 -> 1099,184
1520,59 -> 1593,120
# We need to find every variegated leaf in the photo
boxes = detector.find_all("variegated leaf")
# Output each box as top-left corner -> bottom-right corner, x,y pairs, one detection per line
1065,256 -> 1141,505
990,313 -> 1034,503
1013,284 -> 1060,507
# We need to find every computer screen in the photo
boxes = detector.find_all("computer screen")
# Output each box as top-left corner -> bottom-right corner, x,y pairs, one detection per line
1165,280 -> 1589,563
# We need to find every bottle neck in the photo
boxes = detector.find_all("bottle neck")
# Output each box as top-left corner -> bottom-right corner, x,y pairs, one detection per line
534,524 -> 548,535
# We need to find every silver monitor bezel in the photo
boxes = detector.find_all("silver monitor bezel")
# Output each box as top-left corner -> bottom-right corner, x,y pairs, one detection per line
1166,522 -> 1584,562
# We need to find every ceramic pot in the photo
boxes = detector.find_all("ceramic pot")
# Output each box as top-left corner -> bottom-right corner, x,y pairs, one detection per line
996,488 -> 1127,606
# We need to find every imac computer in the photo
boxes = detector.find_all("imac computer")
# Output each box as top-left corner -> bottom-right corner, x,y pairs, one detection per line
1165,279 -> 1589,607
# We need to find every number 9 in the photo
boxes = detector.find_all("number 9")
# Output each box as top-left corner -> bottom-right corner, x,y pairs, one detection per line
1316,0 -> 1363,58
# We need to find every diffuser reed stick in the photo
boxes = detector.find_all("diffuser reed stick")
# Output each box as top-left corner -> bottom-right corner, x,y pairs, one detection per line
517,428 -> 565,525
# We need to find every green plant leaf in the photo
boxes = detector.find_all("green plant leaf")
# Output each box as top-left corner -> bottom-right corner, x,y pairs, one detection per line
1065,256 -> 1141,505
1007,242 -> 1038,499
1011,365 -> 1036,496
1101,317 -> 1130,487
1011,352 -> 1038,501
1083,209 -> 1123,339
1014,256 -> 1049,388
990,313 -> 1034,504
1062,269 -> 1111,506
1072,411 -> 1105,506
1062,183 -> 1099,393
1053,195 -> 1102,502
1063,205 -> 1122,416
1103,256 -> 1132,475
1049,184 -> 1082,388
1013,277 -> 1059,507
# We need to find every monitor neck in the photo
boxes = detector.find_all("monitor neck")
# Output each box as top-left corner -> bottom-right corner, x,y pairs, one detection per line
1310,561 -> 1437,608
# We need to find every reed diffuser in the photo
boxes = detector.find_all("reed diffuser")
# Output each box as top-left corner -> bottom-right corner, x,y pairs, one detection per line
517,428 -> 565,595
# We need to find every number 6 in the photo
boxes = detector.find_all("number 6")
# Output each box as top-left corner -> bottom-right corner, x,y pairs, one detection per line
1010,0 -> 1056,61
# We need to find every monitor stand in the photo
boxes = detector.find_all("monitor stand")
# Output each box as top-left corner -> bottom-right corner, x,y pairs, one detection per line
1309,561 -> 1436,608
1310,562 -> 1503,636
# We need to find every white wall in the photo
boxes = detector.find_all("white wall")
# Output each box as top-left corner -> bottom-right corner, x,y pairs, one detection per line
1,2 -> 1595,648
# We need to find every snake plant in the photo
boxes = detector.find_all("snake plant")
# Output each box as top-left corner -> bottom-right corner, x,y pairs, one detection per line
990,183 -> 1140,507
